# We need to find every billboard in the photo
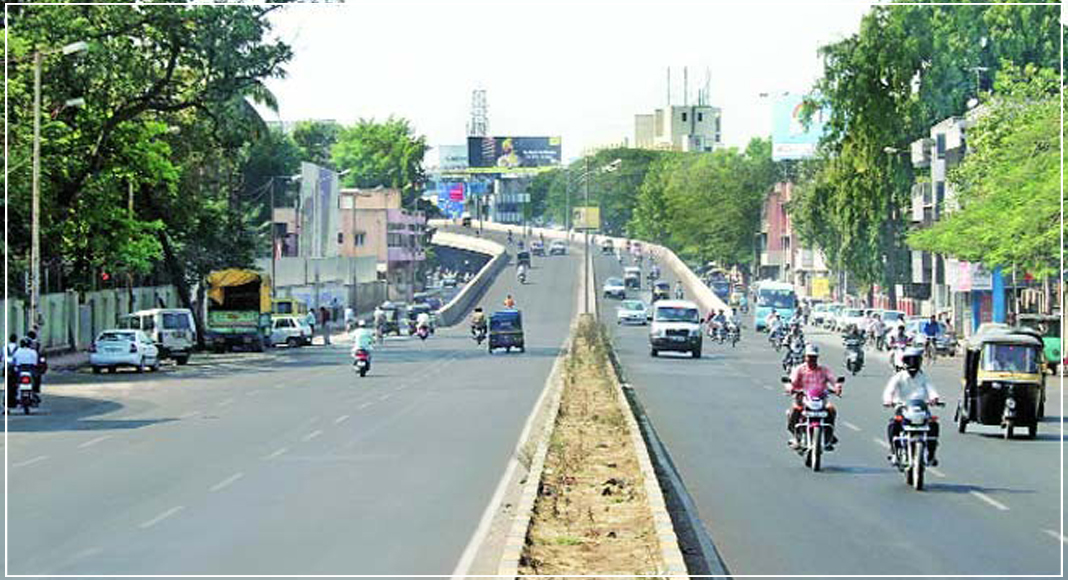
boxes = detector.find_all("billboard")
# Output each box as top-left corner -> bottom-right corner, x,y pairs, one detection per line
434,145 -> 468,171
571,207 -> 600,230
467,136 -> 562,169
772,94 -> 827,161
298,161 -> 340,258
435,182 -> 466,218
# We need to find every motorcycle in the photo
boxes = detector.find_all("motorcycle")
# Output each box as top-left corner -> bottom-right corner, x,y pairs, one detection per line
416,325 -> 430,341
352,349 -> 371,377
889,398 -> 944,491
782,338 -> 805,372
844,337 -> 865,375
472,324 -> 487,345
14,365 -> 40,415
784,377 -> 844,472
888,341 -> 909,372
517,270 -> 527,284
726,321 -> 740,347
769,326 -> 785,352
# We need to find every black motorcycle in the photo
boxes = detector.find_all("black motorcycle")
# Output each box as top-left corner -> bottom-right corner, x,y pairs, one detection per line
844,337 -> 865,375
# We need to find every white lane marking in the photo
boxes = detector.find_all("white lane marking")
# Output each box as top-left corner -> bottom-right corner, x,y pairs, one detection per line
217,397 -> 235,407
970,491 -> 1010,511
1043,529 -> 1068,544
11,455 -> 48,468
78,435 -> 113,449
209,472 -> 244,492
843,421 -> 862,432
302,430 -> 323,442
179,410 -> 199,419
378,393 -> 391,401
334,414 -> 350,425
358,402 -> 373,410
245,390 -> 263,397
263,447 -> 288,460
928,467 -> 947,478
872,437 -> 891,450
138,506 -> 184,529
762,384 -> 772,391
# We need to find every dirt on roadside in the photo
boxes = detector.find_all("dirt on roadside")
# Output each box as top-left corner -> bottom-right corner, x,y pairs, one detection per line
520,315 -> 664,577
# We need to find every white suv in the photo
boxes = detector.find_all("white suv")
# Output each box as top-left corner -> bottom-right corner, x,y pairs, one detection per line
270,316 -> 313,347
649,300 -> 703,358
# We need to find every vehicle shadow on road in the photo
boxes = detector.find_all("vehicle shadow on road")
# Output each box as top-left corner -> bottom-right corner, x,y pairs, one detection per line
819,464 -> 897,476
4,394 -> 175,433
923,482 -> 1034,496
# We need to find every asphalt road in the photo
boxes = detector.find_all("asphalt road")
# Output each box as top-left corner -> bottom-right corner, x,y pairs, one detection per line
593,251 -> 1065,576
4,238 -> 578,575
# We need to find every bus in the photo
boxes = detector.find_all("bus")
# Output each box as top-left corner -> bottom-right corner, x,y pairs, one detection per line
753,281 -> 798,332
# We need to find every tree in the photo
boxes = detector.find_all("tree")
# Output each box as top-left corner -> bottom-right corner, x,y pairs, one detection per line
292,120 -> 340,169
331,117 -> 428,207
907,64 -> 1059,278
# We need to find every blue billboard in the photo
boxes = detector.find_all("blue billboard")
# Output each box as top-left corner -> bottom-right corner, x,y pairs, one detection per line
435,182 -> 466,218
772,94 -> 828,161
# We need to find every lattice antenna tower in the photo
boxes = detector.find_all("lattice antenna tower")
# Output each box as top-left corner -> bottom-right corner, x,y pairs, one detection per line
467,89 -> 489,137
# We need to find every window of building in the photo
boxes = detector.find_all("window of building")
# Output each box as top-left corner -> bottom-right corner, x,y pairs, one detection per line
697,112 -> 703,122
935,133 -> 946,159
337,232 -> 343,244
681,112 -> 688,122
353,233 -> 365,247
715,117 -> 721,133
935,181 -> 945,203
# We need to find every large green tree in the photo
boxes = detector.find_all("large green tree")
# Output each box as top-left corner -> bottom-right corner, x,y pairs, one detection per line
791,2 -> 1060,306
907,64 -> 1060,278
292,120 -> 341,169
331,117 -> 428,207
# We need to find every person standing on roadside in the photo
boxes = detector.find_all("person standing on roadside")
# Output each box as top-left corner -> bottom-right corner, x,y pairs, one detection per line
319,306 -> 331,345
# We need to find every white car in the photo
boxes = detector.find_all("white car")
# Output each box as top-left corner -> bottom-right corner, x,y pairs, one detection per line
616,300 -> 649,325
603,277 -> 627,299
270,315 -> 313,347
879,310 -> 906,326
89,330 -> 161,374
835,308 -> 867,333
549,240 -> 568,256
119,308 -> 196,365
649,300 -> 703,358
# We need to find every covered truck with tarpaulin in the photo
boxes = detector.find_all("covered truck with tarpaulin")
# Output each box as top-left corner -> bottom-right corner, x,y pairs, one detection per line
205,269 -> 272,352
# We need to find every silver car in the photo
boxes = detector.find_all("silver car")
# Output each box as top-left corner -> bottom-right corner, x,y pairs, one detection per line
89,330 -> 161,374
617,300 -> 649,325
603,277 -> 626,299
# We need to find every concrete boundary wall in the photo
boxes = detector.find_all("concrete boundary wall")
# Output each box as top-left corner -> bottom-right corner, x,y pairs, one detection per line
430,220 -> 730,315
432,231 -> 507,327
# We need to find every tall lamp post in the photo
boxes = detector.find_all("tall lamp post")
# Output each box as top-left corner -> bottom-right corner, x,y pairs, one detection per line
568,156 -> 621,313
28,40 -> 89,330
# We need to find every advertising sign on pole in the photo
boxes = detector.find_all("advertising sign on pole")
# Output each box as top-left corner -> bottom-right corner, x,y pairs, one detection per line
772,94 -> 828,161
571,207 -> 600,230
467,136 -> 562,169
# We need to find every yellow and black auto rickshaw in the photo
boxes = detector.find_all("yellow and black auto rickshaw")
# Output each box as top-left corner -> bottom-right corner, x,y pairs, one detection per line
488,309 -> 524,353
956,330 -> 1046,439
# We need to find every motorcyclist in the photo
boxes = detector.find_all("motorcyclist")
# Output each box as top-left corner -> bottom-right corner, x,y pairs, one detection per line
710,309 -> 728,339
517,263 -> 528,282
782,322 -> 806,368
921,314 -> 941,351
503,295 -> 516,308
470,307 -> 488,336
867,314 -> 886,347
350,320 -> 376,354
10,338 -> 40,412
507,230 -> 514,244
673,280 -> 684,299
765,310 -> 782,334
888,324 -> 910,368
416,310 -> 432,333
882,346 -> 941,466
843,323 -> 864,343
25,330 -> 43,394
786,344 -> 842,450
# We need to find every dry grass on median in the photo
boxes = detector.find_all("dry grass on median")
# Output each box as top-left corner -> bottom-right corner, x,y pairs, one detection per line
520,315 -> 664,577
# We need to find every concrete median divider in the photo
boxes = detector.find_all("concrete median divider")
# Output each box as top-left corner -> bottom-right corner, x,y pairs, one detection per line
431,231 -> 507,327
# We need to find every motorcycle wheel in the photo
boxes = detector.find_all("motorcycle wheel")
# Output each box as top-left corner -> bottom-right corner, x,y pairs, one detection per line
955,402 -> 968,433
911,441 -> 925,491
359,368 -> 368,377
810,428 -> 822,472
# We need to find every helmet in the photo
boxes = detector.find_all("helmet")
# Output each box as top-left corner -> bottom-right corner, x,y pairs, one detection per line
901,347 -> 924,372
804,344 -> 820,357
358,319 -> 367,328
19,338 -> 30,348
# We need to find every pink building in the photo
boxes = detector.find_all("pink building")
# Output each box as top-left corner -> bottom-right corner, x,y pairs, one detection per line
337,188 -> 426,297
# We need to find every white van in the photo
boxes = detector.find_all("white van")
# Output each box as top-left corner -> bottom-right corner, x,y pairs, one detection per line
118,308 -> 196,365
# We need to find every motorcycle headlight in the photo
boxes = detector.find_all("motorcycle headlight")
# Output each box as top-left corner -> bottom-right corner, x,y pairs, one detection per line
990,381 -> 1002,390
1005,398 -> 1016,410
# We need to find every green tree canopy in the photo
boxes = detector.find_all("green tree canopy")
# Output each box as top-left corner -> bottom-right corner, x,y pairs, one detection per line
331,117 -> 428,207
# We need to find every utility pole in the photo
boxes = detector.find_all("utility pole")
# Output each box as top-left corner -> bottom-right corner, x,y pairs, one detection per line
584,156 -> 590,314
270,178 -> 276,299
30,51 -> 42,329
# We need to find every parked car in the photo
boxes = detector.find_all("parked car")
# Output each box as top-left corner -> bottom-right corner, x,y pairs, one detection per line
603,277 -> 627,299
616,300 -> 649,325
89,330 -> 161,374
549,240 -> 568,256
836,308 -> 867,333
269,315 -> 313,347
118,308 -> 196,365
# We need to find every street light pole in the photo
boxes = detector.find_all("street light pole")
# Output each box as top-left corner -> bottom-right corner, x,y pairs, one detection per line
31,51 -> 42,328
584,156 -> 590,314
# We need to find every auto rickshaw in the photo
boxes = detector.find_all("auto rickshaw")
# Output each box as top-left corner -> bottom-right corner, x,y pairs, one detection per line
651,280 -> 671,302
956,330 -> 1046,439
516,250 -> 532,268
1017,313 -> 1061,374
488,309 -> 525,353
378,301 -> 406,336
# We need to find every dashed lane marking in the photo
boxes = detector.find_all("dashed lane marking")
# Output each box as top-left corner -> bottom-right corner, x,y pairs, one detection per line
378,394 -> 391,401
263,447 -> 288,460
970,491 -> 1010,511
217,397 -> 235,407
78,435 -> 113,449
929,467 -> 947,478
138,506 -> 184,529
358,402 -> 373,410
1043,529 -> 1067,544
872,437 -> 891,450
334,415 -> 350,425
302,430 -> 323,442
209,472 -> 244,492
843,421 -> 862,432
11,455 -> 48,468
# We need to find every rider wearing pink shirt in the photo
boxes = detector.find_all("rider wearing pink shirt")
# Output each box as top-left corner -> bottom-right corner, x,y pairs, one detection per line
786,344 -> 843,449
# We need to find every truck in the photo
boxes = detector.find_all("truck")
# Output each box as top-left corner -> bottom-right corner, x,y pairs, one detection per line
204,269 -> 272,353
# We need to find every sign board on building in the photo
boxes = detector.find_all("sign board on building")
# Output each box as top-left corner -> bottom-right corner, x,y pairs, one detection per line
772,94 -> 828,161
435,145 -> 468,171
811,277 -> 831,299
971,264 -> 993,291
572,207 -> 600,230
467,136 -> 562,169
